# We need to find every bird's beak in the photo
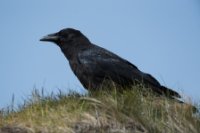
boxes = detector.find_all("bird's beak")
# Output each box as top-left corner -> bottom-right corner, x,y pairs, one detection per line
40,33 -> 59,42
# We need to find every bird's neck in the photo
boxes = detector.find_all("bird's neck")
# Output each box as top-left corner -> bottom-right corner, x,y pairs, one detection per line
60,40 -> 91,60
60,46 -> 77,60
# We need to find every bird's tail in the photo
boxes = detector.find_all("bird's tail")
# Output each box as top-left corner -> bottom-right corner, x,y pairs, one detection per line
160,85 -> 181,98
160,86 -> 199,112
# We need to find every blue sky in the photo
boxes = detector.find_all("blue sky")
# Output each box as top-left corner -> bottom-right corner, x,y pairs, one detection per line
0,0 -> 200,108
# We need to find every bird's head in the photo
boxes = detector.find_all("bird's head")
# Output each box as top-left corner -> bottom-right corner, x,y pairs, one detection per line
40,28 -> 90,48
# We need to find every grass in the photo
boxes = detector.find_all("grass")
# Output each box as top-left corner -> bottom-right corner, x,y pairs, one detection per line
0,86 -> 200,133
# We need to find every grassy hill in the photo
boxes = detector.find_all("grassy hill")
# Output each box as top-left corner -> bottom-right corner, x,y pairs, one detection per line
0,86 -> 199,133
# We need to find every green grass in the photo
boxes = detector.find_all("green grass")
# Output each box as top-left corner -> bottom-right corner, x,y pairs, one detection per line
0,86 -> 200,133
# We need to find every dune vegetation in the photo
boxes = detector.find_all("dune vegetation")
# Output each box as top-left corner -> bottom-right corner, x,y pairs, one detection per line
0,86 -> 199,133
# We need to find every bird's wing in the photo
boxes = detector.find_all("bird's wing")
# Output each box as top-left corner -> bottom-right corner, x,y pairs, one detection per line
78,45 -> 181,98
78,45 -> 160,86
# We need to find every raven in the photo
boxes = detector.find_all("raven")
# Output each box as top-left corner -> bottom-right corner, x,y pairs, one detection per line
40,28 -> 181,98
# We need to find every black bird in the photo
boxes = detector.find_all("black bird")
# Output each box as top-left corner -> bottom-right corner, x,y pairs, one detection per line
40,28 -> 181,98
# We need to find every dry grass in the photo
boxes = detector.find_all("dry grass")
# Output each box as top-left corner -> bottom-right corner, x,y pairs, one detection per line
0,86 -> 199,133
